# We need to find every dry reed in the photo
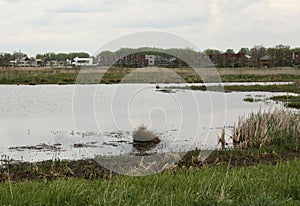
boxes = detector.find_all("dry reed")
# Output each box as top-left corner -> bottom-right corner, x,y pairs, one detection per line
232,109 -> 300,149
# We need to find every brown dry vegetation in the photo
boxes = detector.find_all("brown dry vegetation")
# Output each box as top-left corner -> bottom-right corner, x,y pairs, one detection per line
217,67 -> 300,76
232,109 -> 300,149
1,66 -> 300,84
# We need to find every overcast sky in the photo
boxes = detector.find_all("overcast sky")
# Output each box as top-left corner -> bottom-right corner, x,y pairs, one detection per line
0,0 -> 299,56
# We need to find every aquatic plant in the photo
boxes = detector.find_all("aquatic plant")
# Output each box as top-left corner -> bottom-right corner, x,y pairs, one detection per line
270,94 -> 300,109
243,97 -> 254,102
232,109 -> 300,149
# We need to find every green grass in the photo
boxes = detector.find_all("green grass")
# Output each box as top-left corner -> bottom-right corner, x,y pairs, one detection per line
223,83 -> 300,94
270,95 -> 300,109
243,97 -> 254,102
191,83 -> 300,94
221,74 -> 300,82
0,160 -> 299,205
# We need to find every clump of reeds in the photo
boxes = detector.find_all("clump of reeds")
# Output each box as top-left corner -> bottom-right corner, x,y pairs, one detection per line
232,109 -> 300,149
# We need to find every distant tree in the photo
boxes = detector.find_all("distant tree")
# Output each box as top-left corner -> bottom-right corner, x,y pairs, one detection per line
67,52 -> 90,60
99,50 -> 115,56
250,45 -> 266,67
225,49 -> 235,54
47,53 -> 57,61
56,53 -> 69,61
267,47 -> 276,67
0,53 -> 21,67
115,48 -> 136,56
204,49 -> 222,55
0,53 -> 4,67
11,51 -> 27,60
238,48 -> 250,55
35,54 -> 44,60
291,47 -> 300,52
274,44 -> 291,67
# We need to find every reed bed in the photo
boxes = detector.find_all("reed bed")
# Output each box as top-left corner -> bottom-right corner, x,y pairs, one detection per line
232,109 -> 300,149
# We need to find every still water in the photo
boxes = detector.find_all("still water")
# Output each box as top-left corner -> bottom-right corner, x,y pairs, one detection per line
0,83 -> 286,162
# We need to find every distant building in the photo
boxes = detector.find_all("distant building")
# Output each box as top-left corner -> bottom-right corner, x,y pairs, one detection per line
292,52 -> 300,65
234,52 -> 246,67
98,55 -> 121,66
245,55 -> 256,67
36,59 -> 44,67
9,60 -> 17,67
98,53 -> 191,68
116,54 -> 148,67
260,55 -> 272,67
145,55 -> 155,66
98,54 -> 149,67
155,56 -> 171,67
73,57 -> 94,66
208,54 -> 219,66
18,56 -> 30,67
205,52 -> 246,67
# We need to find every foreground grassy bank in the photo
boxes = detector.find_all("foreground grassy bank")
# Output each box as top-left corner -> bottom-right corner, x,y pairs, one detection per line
0,67 -> 299,84
0,159 -> 299,205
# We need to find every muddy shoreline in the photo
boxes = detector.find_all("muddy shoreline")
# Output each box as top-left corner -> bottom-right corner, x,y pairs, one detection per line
1,148 -> 299,182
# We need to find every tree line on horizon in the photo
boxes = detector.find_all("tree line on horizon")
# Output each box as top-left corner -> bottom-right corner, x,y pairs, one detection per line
99,45 -> 300,67
0,44 -> 300,68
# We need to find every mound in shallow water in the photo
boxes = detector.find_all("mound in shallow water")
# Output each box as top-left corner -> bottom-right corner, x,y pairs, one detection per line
132,125 -> 160,144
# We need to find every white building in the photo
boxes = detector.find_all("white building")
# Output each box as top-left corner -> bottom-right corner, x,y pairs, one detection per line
145,55 -> 155,66
73,57 -> 94,66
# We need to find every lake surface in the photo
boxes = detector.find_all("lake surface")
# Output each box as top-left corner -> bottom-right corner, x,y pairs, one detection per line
0,83 -> 287,163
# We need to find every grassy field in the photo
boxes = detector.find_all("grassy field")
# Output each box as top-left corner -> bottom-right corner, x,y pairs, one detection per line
0,160 -> 300,205
0,67 -> 299,84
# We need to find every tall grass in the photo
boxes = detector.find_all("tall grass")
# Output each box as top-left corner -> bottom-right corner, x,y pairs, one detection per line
232,109 -> 300,150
